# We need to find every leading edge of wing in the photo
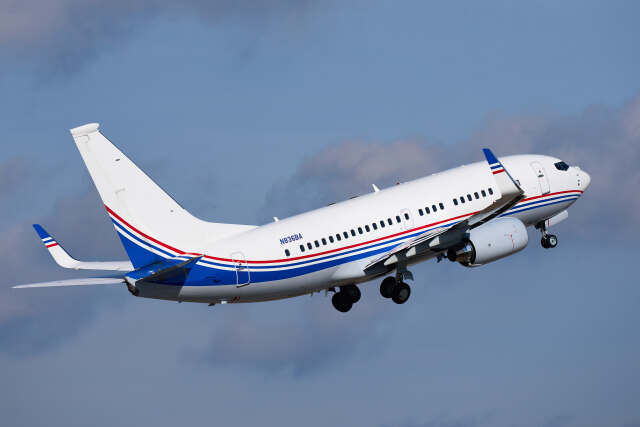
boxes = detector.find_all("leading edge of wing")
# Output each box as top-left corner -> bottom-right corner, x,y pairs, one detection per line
12,278 -> 124,289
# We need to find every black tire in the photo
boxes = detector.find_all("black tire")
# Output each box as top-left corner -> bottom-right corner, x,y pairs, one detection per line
380,277 -> 396,298
332,292 -> 352,312
541,236 -> 549,248
392,282 -> 411,304
547,234 -> 558,248
342,285 -> 361,303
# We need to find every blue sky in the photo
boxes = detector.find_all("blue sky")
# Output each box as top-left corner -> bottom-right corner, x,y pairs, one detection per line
1,1 -> 639,426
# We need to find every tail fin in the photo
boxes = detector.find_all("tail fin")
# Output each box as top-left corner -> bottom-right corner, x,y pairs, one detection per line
69,123 -> 255,268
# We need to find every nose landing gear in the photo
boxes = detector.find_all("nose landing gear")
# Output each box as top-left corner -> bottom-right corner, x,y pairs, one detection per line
541,234 -> 558,248
536,221 -> 558,249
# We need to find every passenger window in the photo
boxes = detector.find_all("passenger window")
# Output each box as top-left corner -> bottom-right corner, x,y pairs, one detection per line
453,199 -> 458,206
365,225 -> 370,232
432,204 -> 437,212
351,229 -> 356,236
380,220 -> 385,228
460,197 -> 465,204
481,190 -> 486,197
343,231 -> 349,239
439,202 -> 444,210
396,216 -> 401,223
285,249 -> 290,257
488,188 -> 494,195
474,192 -> 479,199
307,242 -> 312,250
336,234 -> 341,241
387,218 -> 393,225
300,245 -> 305,252
419,208 -> 424,216
358,227 -> 363,234
404,213 -> 409,220
315,240 -> 319,248
372,223 -> 378,230
467,194 -> 472,201
322,238 -> 327,245
329,235 -> 334,243
425,206 -> 430,214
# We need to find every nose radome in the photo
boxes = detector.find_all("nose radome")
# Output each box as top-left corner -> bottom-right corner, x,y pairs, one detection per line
581,170 -> 591,190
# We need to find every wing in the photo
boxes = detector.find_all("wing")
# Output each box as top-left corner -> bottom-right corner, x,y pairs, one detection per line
33,224 -> 133,271
364,148 -> 525,273
13,278 -> 124,289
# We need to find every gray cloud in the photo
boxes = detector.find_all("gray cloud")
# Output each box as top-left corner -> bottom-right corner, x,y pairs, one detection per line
0,0 -> 317,73
264,92 -> 640,238
194,291 -> 391,376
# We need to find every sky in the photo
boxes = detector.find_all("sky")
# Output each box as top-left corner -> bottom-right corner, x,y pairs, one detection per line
1,1 -> 639,426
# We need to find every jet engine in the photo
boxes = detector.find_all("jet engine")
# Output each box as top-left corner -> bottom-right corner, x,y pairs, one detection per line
447,217 -> 528,267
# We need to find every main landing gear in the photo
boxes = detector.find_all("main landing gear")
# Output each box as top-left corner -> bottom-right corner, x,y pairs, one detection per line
331,284 -> 361,312
379,276 -> 411,304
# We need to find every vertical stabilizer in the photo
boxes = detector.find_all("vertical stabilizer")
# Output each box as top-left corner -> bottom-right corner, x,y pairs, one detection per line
69,123 -> 255,268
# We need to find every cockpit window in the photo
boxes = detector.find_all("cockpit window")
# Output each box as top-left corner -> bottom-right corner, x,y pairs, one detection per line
554,161 -> 569,171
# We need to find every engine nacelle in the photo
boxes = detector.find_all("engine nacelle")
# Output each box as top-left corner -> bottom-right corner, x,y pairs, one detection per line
447,217 -> 528,267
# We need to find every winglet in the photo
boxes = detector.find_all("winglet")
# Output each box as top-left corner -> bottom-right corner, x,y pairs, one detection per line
32,224 -> 133,271
33,224 -> 77,268
482,148 -> 523,198
482,148 -> 503,174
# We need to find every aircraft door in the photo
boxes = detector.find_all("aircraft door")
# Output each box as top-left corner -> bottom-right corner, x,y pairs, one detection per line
231,251 -> 250,287
530,161 -> 550,195
399,208 -> 415,231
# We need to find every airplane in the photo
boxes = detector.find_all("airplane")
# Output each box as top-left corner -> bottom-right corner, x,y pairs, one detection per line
13,123 -> 591,312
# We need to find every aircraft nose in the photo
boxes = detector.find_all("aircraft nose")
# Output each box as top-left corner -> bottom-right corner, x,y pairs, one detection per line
580,169 -> 591,190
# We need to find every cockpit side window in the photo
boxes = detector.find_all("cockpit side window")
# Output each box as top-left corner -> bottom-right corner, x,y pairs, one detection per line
554,161 -> 569,171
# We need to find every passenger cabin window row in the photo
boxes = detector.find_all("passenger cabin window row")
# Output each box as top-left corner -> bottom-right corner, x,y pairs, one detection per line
285,213 -> 409,256
452,187 -> 493,206
285,187 -> 496,256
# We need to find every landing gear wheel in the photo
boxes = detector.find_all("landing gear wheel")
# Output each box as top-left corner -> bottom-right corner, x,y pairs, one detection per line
541,234 -> 558,249
392,282 -> 411,304
380,277 -> 396,298
342,285 -> 361,303
332,292 -> 353,312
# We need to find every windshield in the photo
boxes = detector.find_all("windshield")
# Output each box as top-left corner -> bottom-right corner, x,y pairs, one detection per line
554,161 -> 569,171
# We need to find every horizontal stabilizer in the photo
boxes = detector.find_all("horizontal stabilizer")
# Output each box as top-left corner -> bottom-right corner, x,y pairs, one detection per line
33,224 -> 133,271
13,278 -> 124,289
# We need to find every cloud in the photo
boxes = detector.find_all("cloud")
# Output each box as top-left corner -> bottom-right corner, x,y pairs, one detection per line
194,291 -> 392,376
0,0 -> 317,73
264,92 -> 640,238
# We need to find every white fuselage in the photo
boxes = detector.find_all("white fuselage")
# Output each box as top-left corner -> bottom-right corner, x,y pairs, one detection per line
135,154 -> 589,304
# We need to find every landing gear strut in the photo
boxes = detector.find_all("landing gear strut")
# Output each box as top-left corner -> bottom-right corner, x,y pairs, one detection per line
379,276 -> 411,304
331,284 -> 361,312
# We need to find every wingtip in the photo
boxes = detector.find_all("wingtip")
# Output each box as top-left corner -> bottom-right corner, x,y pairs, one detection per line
32,224 -> 49,239
482,148 -> 500,165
